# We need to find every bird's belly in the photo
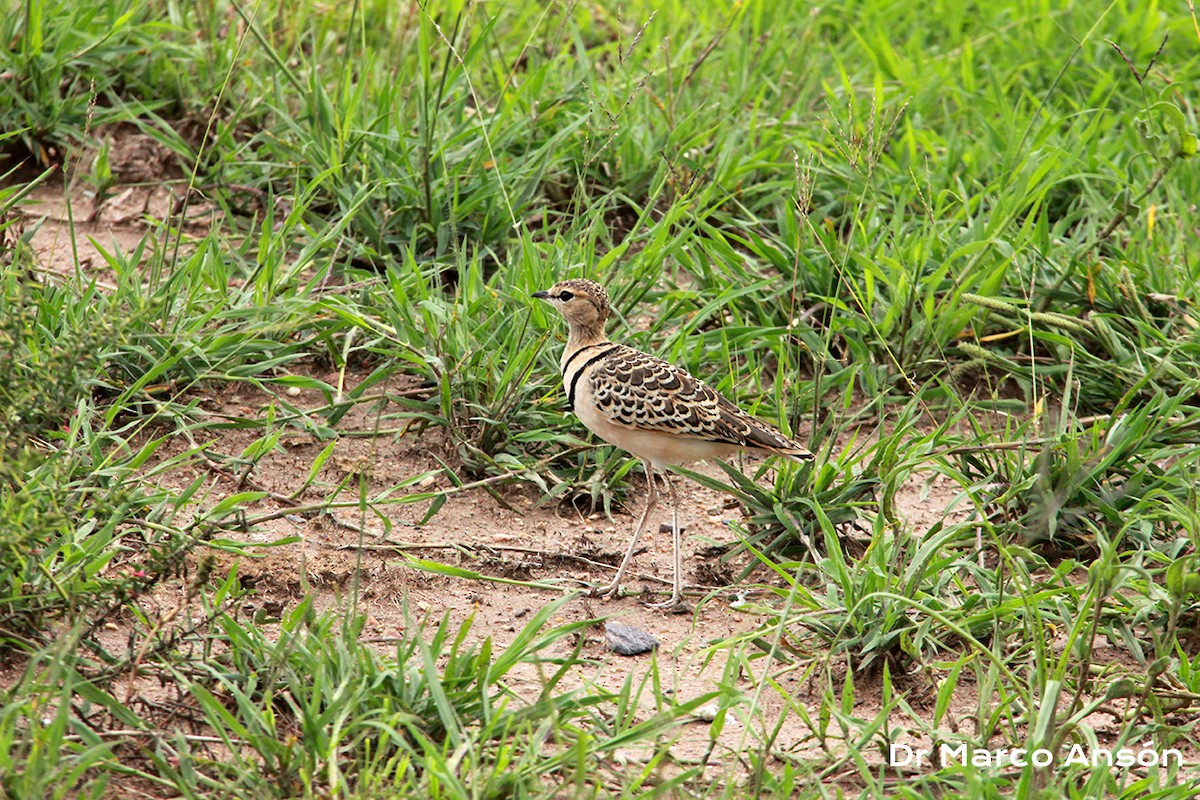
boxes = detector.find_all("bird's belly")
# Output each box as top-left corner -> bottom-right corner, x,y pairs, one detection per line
575,400 -> 737,469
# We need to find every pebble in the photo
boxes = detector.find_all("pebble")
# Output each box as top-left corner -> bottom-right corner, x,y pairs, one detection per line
604,622 -> 659,656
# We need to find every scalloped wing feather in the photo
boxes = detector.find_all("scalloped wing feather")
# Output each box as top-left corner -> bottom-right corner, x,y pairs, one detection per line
588,345 -> 811,461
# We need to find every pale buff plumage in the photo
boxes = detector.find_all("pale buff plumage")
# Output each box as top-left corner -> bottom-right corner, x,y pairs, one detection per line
534,278 -> 812,609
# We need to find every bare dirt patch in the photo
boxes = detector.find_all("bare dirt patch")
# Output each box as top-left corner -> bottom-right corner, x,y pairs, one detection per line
0,143 -> 982,773
10,136 -> 1185,785
98,363 -> 973,771
8,130 -> 216,283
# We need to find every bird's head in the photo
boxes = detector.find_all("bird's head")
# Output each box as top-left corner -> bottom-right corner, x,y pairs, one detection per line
532,279 -> 611,331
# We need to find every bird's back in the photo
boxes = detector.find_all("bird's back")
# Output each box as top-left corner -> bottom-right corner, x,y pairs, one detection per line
568,343 -> 811,468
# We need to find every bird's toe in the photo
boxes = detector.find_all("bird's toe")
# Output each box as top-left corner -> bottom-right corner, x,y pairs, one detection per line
643,594 -> 691,614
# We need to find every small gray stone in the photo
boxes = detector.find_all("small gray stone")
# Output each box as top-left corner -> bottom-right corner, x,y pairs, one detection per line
604,622 -> 659,656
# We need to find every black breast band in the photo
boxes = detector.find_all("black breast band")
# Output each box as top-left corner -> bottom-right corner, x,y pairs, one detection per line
566,345 -> 621,409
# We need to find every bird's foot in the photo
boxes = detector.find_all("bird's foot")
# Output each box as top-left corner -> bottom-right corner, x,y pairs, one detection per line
589,581 -> 689,612
643,593 -> 691,614
588,582 -> 622,601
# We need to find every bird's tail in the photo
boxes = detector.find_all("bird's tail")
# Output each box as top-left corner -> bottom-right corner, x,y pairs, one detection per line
777,444 -> 815,464
742,418 -> 814,463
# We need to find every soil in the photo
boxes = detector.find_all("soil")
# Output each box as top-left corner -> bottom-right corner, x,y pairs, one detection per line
7,132 -> 1191,787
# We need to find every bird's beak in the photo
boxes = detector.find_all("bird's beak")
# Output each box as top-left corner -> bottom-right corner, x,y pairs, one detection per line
531,290 -> 550,300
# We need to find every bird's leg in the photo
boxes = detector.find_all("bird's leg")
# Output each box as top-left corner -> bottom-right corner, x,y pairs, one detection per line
592,460 -> 657,600
644,470 -> 687,611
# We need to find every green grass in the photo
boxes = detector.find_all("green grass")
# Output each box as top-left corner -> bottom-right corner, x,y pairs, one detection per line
2,0 -> 1200,796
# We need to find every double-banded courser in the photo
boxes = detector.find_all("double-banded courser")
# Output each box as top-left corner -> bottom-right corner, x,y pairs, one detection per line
534,279 -> 812,610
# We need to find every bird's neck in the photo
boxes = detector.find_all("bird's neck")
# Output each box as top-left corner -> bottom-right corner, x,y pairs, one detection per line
562,324 -> 610,366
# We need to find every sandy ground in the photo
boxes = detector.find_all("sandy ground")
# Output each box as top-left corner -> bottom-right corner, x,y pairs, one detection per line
110,368 -> 976,772
8,134 -> 1192,787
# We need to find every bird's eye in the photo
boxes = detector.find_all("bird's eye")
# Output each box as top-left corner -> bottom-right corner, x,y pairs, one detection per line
558,290 -> 575,301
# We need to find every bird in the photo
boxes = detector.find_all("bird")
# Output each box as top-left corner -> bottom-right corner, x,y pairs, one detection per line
533,278 -> 813,610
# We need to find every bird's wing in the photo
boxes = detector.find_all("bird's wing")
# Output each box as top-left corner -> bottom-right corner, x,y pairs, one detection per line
588,345 -> 812,460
